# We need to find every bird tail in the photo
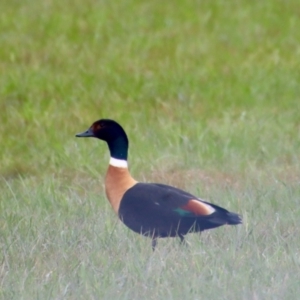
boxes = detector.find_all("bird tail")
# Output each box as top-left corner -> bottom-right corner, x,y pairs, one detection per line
226,212 -> 242,225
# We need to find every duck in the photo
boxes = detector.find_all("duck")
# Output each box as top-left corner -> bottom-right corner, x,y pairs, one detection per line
76,119 -> 242,250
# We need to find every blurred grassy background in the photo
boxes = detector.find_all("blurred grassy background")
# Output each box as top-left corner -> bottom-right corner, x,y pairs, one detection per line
1,0 -> 300,299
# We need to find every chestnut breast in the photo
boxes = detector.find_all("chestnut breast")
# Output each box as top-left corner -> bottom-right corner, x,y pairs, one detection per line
105,165 -> 137,214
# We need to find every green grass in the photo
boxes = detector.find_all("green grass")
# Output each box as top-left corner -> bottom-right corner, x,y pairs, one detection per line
1,0 -> 300,298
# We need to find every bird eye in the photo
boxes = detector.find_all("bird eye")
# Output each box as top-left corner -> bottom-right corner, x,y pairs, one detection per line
93,123 -> 101,131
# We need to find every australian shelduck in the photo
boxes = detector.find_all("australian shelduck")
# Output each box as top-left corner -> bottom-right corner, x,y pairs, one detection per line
76,119 -> 242,250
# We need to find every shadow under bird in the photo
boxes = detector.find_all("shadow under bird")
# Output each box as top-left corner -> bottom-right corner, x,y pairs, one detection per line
76,119 -> 242,250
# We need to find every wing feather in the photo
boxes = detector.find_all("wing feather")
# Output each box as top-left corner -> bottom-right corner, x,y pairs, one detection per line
181,199 -> 215,216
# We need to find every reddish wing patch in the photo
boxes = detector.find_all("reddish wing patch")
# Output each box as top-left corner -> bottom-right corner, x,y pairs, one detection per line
181,199 -> 215,216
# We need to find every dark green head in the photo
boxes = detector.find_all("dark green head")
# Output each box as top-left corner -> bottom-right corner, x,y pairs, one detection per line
76,119 -> 129,160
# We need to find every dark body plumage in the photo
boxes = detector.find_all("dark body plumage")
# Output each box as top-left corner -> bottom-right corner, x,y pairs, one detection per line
120,183 -> 241,238
76,119 -> 242,250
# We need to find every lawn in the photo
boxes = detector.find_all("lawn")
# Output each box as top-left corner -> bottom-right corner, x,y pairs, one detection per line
1,0 -> 300,299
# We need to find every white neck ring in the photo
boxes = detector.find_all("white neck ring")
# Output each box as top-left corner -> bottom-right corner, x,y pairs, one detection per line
109,157 -> 128,168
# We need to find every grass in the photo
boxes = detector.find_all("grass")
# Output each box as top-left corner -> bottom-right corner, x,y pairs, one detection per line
1,0 -> 300,298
